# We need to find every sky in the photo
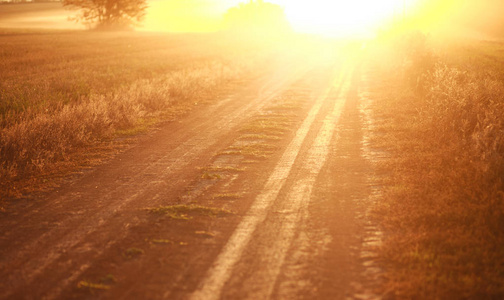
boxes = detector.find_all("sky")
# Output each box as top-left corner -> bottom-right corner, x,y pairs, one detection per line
134,0 -> 504,38
142,0 -> 411,36
142,0 -> 228,32
1,0 -> 504,39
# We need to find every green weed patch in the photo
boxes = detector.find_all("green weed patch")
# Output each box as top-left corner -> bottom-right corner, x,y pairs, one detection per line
147,204 -> 233,219
123,247 -> 144,259
77,281 -> 111,290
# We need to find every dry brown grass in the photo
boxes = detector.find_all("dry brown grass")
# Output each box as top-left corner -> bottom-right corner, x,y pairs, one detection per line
0,30 -> 272,201
369,36 -> 504,299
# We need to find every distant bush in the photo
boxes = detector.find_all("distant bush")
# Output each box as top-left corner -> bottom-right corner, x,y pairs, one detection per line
223,0 -> 291,36
399,31 -> 436,93
63,0 -> 148,30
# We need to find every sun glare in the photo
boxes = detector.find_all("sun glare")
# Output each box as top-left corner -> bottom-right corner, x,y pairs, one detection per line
277,0 -> 417,37
142,0 -> 424,37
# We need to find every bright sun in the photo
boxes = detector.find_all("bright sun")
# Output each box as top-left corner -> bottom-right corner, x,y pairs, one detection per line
276,0 -> 413,37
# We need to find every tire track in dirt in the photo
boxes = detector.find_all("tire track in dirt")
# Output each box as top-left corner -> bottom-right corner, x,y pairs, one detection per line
271,63 -> 384,300
190,61 -> 354,300
229,67 -> 353,300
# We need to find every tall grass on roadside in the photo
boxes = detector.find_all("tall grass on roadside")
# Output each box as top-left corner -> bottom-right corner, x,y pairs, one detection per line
0,31 -> 260,124
370,35 -> 504,298
0,59 -> 252,198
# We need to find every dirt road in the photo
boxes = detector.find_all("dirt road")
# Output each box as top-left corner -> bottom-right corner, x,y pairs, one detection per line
0,47 -> 383,299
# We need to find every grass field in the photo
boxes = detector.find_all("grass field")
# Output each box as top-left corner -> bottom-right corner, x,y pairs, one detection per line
369,36 -> 504,298
0,29 -> 274,201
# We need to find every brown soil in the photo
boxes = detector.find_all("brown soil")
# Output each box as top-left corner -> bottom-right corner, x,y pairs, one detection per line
0,50 -> 383,299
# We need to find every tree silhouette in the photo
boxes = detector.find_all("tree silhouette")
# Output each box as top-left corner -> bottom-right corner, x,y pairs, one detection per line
63,0 -> 148,30
223,0 -> 291,35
